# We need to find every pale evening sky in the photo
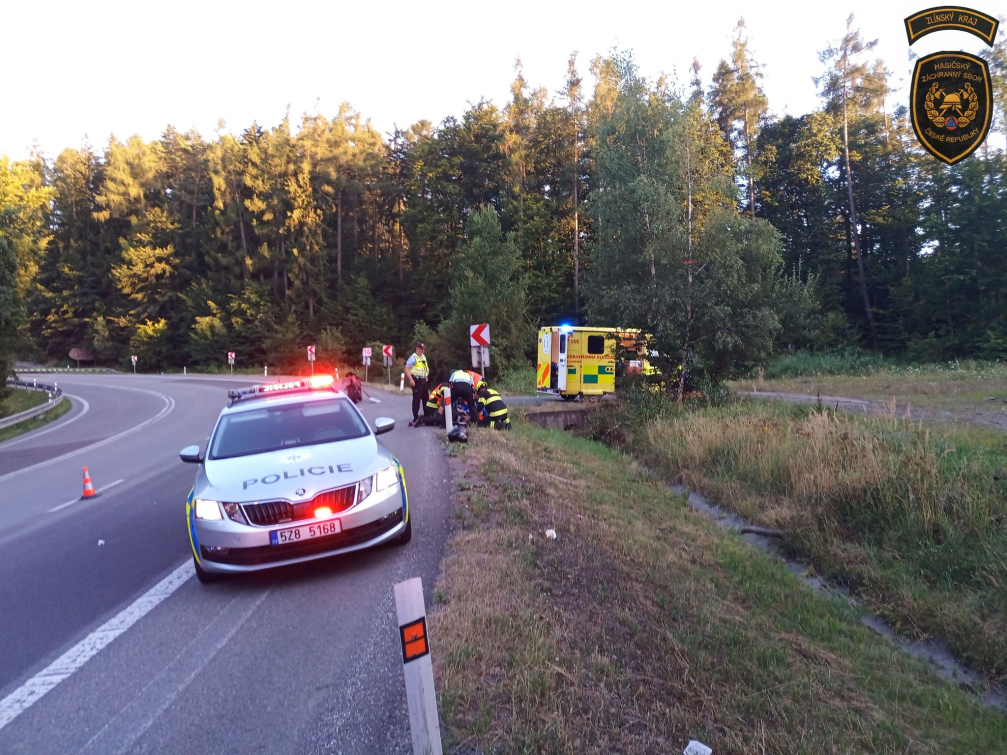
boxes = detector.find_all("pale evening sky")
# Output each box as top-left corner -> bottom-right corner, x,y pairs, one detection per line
2,0 -> 1004,160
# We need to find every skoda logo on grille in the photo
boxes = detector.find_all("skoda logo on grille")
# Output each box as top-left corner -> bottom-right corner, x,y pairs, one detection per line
295,488 -> 307,497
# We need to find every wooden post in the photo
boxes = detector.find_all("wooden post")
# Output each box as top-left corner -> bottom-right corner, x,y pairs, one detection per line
394,577 -> 443,755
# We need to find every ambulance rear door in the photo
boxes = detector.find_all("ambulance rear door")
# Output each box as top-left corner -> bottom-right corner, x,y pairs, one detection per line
557,331 -> 568,392
537,328 -> 552,392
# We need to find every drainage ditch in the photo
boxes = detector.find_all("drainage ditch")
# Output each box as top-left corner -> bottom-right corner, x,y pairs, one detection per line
674,483 -> 1007,712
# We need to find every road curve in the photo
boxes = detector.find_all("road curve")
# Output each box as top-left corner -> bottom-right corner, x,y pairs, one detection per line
743,390 -> 1007,432
0,373 -> 453,754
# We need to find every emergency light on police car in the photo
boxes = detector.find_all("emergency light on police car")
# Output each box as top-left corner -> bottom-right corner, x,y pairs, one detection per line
227,374 -> 336,402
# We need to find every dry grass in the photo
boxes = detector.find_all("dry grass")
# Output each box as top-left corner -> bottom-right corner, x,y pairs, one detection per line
429,421 -> 1007,754
740,361 -> 1007,413
624,399 -> 1007,678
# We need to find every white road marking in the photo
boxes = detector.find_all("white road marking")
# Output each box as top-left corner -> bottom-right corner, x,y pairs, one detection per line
0,560 -> 194,732
0,394 -> 90,449
48,479 -> 125,513
0,389 -> 175,484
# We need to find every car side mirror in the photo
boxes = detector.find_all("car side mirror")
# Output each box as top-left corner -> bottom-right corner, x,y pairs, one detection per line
179,444 -> 203,463
374,417 -> 395,435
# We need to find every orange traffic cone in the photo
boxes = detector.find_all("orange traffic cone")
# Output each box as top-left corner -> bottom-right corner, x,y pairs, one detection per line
81,467 -> 99,499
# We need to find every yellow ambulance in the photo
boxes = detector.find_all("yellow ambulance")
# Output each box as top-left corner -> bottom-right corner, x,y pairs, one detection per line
536,326 -> 652,399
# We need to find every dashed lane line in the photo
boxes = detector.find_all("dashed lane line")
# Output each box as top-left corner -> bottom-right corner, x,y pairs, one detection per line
0,560 -> 194,732
48,479 -> 125,513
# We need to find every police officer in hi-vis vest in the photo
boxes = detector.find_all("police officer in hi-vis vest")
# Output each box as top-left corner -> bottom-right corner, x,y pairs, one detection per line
405,342 -> 429,427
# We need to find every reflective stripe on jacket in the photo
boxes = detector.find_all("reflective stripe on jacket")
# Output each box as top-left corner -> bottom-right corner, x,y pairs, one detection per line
425,383 -> 445,409
478,389 -> 508,419
408,354 -> 429,379
450,370 -> 473,384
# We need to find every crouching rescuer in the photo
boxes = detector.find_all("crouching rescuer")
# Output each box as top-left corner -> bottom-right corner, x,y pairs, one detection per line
422,381 -> 446,427
477,381 -> 510,430
448,368 -> 480,423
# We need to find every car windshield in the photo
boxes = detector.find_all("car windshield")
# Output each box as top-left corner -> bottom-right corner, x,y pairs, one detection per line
208,397 -> 369,460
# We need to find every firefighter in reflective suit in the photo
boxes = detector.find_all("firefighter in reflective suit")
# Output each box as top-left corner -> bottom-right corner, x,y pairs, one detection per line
422,381 -> 446,427
476,382 -> 511,430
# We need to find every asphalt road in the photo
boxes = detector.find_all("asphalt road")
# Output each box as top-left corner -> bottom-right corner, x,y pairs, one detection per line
0,373 -> 453,754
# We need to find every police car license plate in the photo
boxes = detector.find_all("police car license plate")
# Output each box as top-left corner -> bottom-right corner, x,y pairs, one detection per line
270,519 -> 341,545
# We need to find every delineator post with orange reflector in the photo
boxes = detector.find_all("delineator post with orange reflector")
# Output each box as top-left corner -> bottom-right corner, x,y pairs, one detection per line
81,467 -> 99,500
443,384 -> 453,435
394,577 -> 442,755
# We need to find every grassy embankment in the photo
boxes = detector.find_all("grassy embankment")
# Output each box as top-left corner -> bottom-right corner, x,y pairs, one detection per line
0,388 -> 72,442
738,354 -> 1007,414
3,386 -> 51,415
590,392 -> 1007,678
431,415 -> 1007,754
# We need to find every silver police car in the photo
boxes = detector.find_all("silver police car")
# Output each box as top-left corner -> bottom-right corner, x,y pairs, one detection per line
179,375 -> 410,583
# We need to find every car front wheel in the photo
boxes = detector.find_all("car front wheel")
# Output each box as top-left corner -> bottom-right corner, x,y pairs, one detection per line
193,555 -> 223,584
391,517 -> 412,546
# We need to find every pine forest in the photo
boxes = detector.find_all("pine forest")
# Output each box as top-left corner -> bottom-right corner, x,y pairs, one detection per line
3,18 -> 1007,389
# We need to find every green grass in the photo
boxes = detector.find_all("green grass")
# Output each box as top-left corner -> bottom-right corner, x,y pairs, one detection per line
490,364 -> 537,395
431,420 -> 1007,753
739,357 -> 1007,414
2,387 -> 52,416
0,394 -> 72,443
588,394 -> 1007,678
760,350 -> 892,379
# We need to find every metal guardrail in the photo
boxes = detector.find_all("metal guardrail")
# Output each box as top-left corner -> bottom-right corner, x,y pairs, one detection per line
14,367 -> 115,374
1,379 -> 66,430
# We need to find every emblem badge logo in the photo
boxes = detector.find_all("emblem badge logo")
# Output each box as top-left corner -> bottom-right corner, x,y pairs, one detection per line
910,51 -> 992,164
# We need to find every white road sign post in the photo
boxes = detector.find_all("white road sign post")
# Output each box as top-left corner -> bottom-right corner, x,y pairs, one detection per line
307,344 -> 316,376
131,354 -> 137,374
469,323 -> 490,373
227,351 -> 235,375
394,577 -> 443,755
362,347 -> 372,382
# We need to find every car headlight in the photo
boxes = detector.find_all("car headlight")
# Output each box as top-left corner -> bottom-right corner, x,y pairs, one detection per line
223,502 -> 247,524
356,476 -> 373,504
194,498 -> 223,520
375,464 -> 398,492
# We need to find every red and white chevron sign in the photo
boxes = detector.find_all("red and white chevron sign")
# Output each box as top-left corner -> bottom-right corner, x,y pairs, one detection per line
382,344 -> 393,357
469,323 -> 490,347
